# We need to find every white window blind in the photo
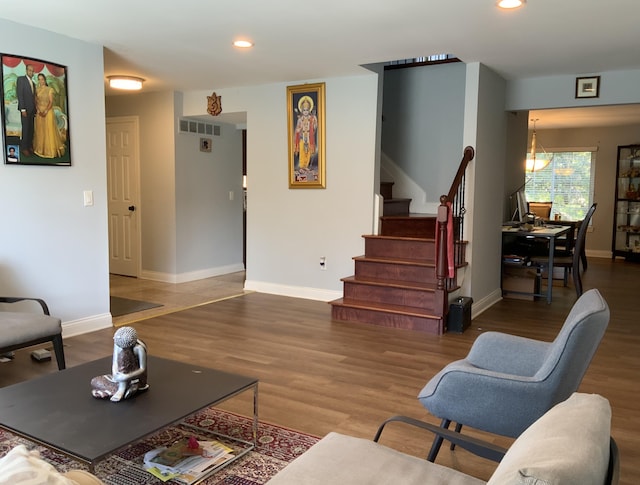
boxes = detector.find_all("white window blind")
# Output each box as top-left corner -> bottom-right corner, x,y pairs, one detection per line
525,150 -> 595,221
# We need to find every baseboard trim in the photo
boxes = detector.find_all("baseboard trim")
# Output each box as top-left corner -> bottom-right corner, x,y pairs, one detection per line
471,288 -> 503,320
244,280 -> 342,302
140,263 -> 245,284
62,313 -> 112,338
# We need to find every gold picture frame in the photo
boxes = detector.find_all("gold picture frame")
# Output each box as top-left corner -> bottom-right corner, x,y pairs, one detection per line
287,82 -> 326,188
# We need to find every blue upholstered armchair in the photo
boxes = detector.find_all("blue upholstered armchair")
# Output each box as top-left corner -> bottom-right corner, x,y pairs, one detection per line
418,288 -> 609,461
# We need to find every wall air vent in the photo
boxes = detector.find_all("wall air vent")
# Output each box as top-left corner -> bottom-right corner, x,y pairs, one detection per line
178,118 -> 220,136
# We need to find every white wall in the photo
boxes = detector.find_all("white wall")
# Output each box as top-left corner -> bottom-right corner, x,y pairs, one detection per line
183,73 -> 379,301
0,19 -> 111,335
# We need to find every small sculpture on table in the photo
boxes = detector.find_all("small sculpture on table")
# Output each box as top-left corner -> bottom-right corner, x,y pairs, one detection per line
91,326 -> 149,402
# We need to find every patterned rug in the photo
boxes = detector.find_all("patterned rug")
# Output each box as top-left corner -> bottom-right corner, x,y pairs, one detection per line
0,408 -> 320,484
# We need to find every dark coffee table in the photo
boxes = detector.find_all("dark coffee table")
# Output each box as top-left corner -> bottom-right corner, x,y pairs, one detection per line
0,356 -> 258,474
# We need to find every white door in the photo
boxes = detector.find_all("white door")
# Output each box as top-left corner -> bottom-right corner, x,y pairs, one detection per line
106,117 -> 140,277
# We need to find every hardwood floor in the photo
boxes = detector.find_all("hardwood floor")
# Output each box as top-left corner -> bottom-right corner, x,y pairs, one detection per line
109,271 -> 248,326
1,259 -> 637,483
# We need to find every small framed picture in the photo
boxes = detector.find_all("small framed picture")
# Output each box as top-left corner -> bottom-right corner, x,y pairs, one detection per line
575,76 -> 600,99
200,137 -> 211,152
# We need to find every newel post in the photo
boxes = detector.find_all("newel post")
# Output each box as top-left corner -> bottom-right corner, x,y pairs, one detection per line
436,195 -> 449,291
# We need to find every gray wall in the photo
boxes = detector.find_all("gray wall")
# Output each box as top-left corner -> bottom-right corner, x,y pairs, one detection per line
183,75 -> 380,301
0,18 -> 110,334
382,62 -> 466,199
106,92 -> 178,277
105,92 -> 244,281
5,14 -> 640,332
174,117 -> 243,277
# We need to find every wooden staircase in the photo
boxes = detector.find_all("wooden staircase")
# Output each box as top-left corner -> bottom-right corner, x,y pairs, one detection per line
330,147 -> 474,335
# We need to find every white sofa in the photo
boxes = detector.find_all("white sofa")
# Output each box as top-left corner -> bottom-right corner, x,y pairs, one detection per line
266,393 -> 618,485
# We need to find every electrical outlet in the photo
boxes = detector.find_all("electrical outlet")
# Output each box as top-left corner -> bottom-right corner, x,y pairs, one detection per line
319,256 -> 326,270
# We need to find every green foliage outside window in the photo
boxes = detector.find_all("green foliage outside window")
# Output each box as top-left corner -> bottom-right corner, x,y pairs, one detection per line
525,152 -> 593,221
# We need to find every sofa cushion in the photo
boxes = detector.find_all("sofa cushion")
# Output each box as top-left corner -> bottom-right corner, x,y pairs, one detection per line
487,393 -> 611,485
0,312 -> 61,347
266,431 -> 485,485
0,445 -> 77,485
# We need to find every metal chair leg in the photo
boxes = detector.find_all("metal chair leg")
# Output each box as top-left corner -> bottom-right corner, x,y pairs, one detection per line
450,422 -> 463,450
427,418 -> 451,462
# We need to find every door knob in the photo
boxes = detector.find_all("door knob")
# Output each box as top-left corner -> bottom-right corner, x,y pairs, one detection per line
128,205 -> 136,211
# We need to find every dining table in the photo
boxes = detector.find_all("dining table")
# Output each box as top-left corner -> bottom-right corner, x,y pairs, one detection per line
502,224 -> 572,303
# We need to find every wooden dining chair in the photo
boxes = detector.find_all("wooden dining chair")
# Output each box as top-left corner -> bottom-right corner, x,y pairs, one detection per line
528,201 -> 553,220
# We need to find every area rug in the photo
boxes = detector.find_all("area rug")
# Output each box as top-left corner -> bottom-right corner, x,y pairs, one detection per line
110,296 -> 163,317
0,408 -> 319,484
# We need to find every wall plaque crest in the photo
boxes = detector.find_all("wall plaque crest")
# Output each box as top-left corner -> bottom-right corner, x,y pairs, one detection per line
207,92 -> 222,116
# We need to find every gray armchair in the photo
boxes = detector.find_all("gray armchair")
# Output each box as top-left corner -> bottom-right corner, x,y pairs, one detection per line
0,297 -> 65,370
418,288 -> 609,461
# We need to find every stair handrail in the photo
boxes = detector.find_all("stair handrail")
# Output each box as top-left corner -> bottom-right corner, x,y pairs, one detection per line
436,146 -> 475,290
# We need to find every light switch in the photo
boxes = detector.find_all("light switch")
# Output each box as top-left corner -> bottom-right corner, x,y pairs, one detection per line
83,190 -> 94,207
229,191 -> 234,201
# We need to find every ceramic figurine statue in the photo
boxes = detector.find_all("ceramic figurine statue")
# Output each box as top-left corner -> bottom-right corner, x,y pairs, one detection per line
91,326 -> 149,402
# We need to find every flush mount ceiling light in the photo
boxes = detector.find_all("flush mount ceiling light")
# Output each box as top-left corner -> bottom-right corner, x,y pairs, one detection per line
233,40 -> 254,48
497,0 -> 525,9
107,76 -> 144,90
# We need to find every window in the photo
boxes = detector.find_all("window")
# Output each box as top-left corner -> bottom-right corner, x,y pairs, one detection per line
525,150 -> 595,221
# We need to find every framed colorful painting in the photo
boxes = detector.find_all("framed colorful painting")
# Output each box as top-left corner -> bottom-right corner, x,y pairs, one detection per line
1,54 -> 71,166
287,82 -> 325,188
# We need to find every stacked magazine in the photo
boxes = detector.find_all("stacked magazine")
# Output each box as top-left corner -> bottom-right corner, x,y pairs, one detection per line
143,437 -> 235,484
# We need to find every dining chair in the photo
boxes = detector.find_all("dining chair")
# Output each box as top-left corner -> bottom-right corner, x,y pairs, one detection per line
532,203 -> 597,298
527,201 -> 553,220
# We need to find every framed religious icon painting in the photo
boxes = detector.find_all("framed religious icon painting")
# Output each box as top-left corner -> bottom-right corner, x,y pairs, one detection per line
287,82 -> 326,188
1,54 -> 71,166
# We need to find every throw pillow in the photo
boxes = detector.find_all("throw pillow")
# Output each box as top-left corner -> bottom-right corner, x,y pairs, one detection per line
487,393 -> 611,485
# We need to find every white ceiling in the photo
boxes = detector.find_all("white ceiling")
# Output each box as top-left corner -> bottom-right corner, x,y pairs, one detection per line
2,0 -> 640,129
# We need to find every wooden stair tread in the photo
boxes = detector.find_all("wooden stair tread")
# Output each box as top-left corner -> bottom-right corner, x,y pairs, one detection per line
330,298 -> 440,319
341,275 -> 436,291
363,234 -> 436,242
353,255 -> 436,267
380,214 -> 437,220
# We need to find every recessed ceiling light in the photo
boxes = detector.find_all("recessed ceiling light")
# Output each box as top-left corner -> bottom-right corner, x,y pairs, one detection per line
107,76 -> 144,90
497,0 -> 525,9
233,40 -> 254,48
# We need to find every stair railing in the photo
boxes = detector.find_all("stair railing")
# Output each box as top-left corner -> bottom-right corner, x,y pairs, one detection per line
436,146 -> 475,290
